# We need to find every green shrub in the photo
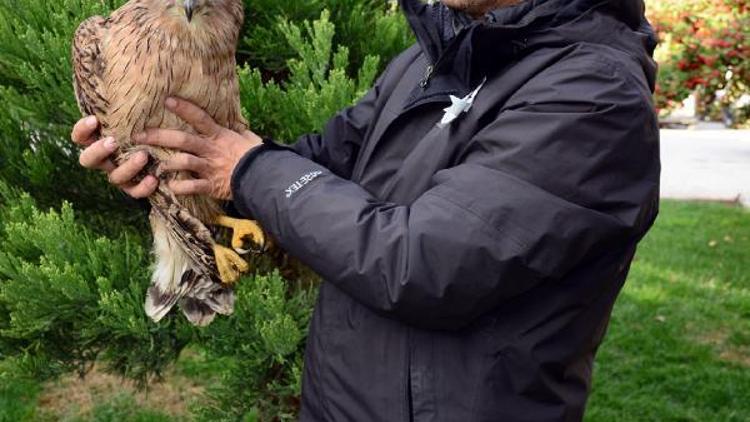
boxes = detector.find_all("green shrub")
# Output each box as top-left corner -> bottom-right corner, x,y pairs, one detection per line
0,184 -> 189,385
241,0 -> 412,75
0,358 -> 41,422
192,271 -> 315,421
240,10 -> 380,142
0,0 -> 412,418
0,0 -> 133,223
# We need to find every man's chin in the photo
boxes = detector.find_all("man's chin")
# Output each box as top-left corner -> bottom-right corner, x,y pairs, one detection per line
442,0 -> 520,17
441,0 -> 488,16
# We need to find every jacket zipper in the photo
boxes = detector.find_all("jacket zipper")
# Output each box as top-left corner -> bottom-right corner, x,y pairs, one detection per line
419,64 -> 435,89
419,52 -> 448,90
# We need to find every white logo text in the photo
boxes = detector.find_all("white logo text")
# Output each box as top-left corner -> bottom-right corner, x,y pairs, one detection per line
285,171 -> 324,198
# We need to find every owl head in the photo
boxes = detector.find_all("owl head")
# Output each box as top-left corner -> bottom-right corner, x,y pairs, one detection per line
136,0 -> 244,50
138,0 -> 244,29
171,0 -> 243,24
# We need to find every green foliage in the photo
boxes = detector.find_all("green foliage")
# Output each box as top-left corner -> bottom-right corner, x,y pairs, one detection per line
0,185 -> 190,385
192,271 -> 315,421
241,0 -> 412,75
240,10 -> 380,142
0,0 -> 133,220
0,185 -> 316,419
0,358 -> 41,422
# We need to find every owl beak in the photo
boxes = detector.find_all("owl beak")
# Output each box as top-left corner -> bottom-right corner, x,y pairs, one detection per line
184,0 -> 195,22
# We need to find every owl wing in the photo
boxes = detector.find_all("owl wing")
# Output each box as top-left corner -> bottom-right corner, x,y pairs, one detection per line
72,16 -> 110,124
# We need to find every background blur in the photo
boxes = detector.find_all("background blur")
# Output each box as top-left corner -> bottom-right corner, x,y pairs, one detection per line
0,1 -> 747,421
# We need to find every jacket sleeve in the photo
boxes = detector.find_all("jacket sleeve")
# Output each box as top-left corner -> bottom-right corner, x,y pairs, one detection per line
231,58 -> 661,331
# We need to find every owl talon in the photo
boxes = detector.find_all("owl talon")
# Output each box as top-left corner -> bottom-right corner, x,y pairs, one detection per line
214,215 -> 267,254
214,244 -> 249,285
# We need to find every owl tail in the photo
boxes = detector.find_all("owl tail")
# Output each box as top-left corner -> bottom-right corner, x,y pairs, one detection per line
178,287 -> 234,327
144,209 -> 236,326
145,213 -> 192,323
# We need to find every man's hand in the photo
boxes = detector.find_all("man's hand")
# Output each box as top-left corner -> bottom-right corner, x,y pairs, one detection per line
72,116 -> 159,199
135,97 -> 263,201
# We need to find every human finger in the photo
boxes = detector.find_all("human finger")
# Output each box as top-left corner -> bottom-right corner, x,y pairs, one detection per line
135,129 -> 205,155
165,97 -> 221,136
161,153 -> 208,174
108,151 -> 149,186
168,178 -> 212,196
79,137 -> 118,169
122,175 -> 159,199
71,115 -> 100,146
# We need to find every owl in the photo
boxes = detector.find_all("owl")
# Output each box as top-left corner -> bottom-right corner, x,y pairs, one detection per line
72,0 -> 265,326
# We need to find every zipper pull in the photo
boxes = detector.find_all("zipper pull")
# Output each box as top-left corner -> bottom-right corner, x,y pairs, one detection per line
419,65 -> 434,89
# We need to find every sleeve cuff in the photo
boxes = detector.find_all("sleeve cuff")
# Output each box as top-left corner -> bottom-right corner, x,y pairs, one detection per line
231,138 -> 292,197
231,138 -> 306,218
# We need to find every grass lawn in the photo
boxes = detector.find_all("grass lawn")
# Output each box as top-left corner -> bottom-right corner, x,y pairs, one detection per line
587,201 -> 750,421
2,200 -> 748,421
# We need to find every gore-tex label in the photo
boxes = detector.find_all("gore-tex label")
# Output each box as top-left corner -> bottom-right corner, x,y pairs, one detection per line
285,170 -> 323,198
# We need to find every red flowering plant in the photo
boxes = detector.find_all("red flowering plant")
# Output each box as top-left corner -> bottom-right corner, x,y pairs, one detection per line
647,0 -> 749,125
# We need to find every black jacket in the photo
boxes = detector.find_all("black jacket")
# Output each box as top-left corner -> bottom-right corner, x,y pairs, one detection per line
231,0 -> 660,420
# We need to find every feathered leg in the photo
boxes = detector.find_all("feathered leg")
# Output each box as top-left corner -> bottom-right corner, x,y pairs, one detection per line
144,189 -> 237,324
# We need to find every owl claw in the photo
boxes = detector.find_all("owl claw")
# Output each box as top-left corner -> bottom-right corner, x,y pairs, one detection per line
214,244 -> 249,285
214,215 -> 267,254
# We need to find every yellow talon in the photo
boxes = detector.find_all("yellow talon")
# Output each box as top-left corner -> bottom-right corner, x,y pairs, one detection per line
214,244 -> 250,285
214,215 -> 267,254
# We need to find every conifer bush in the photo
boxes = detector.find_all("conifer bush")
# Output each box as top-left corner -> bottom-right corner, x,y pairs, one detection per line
0,0 -> 413,419
0,184 -> 188,385
240,10 -> 381,141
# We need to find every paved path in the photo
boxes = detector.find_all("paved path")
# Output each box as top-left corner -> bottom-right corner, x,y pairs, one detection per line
660,129 -> 750,207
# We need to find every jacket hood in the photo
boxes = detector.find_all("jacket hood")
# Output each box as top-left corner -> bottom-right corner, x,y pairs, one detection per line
400,0 -> 658,98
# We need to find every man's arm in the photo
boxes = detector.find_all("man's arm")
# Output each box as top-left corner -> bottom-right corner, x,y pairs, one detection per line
236,57 -> 661,331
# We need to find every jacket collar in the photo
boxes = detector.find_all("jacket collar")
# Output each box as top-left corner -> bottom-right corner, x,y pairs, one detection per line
399,0 -> 564,108
399,0 -> 655,108
400,0 -> 473,66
